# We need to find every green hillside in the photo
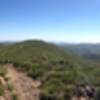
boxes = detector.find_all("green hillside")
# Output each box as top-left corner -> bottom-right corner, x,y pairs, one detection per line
0,40 -> 69,64
0,40 -> 99,100
0,40 -> 86,69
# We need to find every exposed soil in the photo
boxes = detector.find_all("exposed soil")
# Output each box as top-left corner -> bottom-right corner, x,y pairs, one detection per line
5,64 -> 41,100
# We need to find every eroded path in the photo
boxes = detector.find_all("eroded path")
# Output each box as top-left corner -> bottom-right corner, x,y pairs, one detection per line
5,64 -> 41,100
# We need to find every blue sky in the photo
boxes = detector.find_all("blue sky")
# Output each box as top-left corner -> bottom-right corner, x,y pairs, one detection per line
0,0 -> 100,43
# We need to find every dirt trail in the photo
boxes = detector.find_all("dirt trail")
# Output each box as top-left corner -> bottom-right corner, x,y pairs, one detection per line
5,64 -> 41,100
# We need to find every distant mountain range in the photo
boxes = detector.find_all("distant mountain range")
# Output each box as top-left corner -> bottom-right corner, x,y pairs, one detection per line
57,43 -> 100,61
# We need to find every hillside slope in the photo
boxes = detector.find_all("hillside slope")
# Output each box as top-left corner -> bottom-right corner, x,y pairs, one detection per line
0,40 -> 99,100
0,40 -> 72,64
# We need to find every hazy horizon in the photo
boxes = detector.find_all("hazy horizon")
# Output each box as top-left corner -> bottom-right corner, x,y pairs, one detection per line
0,0 -> 100,43
1,39 -> 100,45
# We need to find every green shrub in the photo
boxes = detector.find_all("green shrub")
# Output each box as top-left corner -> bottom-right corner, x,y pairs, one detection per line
42,78 -> 65,99
12,93 -> 18,100
0,84 -> 4,96
0,67 -> 7,77
27,64 -> 44,79
8,83 -> 14,92
95,88 -> 100,100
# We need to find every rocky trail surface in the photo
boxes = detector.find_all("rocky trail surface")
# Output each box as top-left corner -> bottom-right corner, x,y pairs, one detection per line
5,64 -> 41,100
